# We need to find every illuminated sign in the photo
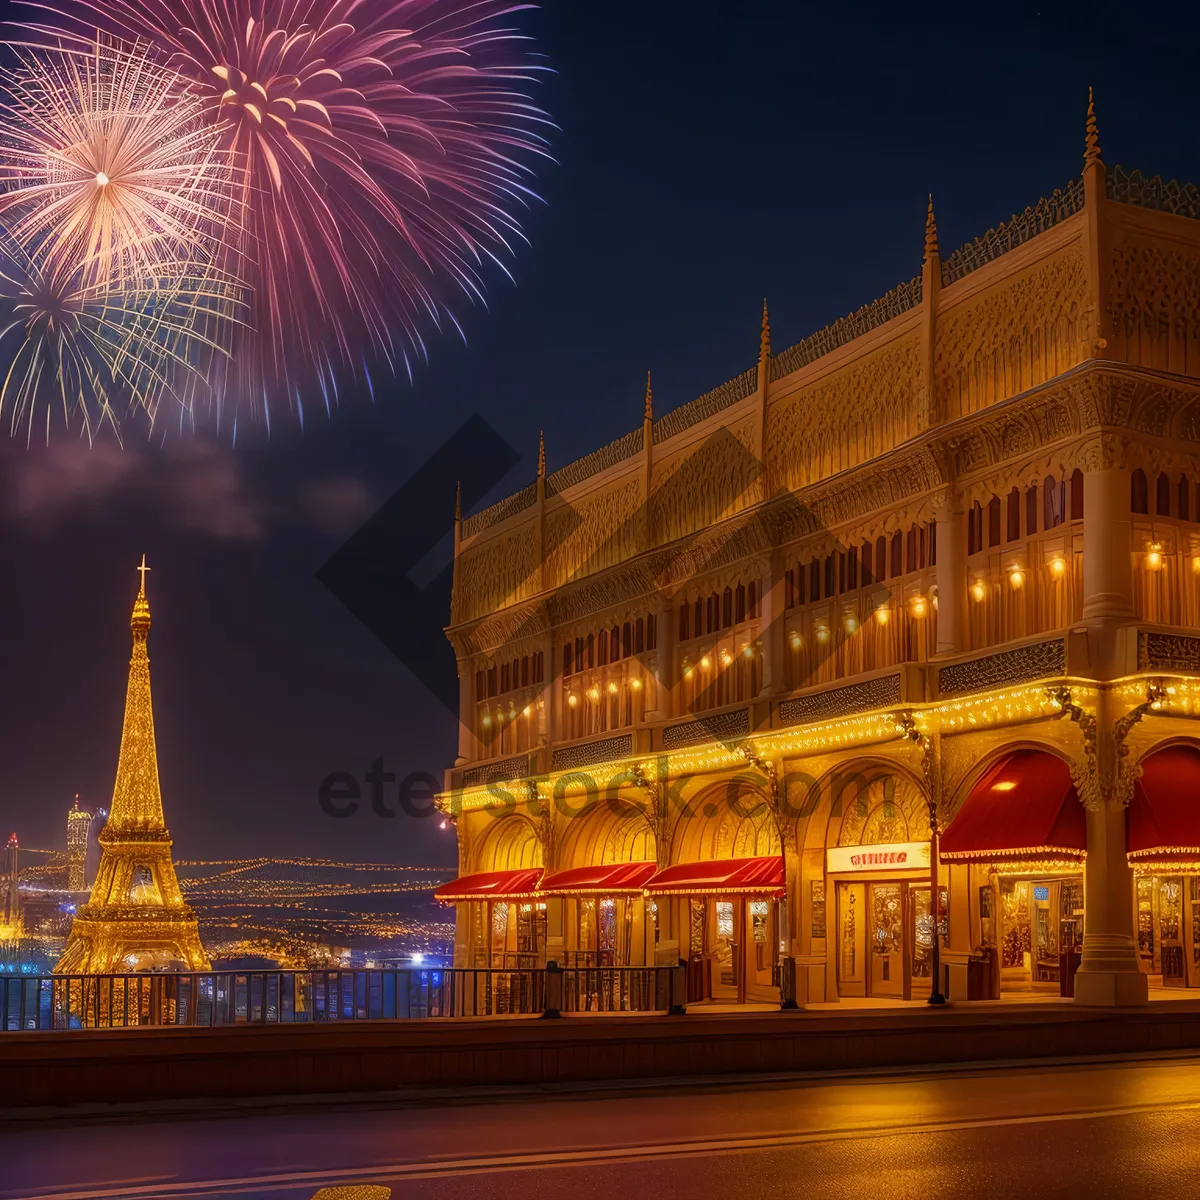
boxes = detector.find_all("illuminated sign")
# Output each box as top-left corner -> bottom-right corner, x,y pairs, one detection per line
826,842 -> 931,874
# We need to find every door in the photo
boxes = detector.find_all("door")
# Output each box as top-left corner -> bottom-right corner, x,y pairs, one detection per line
869,883 -> 904,997
837,882 -> 866,997
711,899 -> 738,999
1159,877 -> 1185,987
910,885 -> 948,992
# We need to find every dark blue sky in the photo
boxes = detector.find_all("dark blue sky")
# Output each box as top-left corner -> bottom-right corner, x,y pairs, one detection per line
1,0 -> 1195,866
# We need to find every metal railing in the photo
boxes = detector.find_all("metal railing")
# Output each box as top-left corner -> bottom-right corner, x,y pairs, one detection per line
560,966 -> 673,1013
0,968 -> 548,1031
0,964 -> 683,1030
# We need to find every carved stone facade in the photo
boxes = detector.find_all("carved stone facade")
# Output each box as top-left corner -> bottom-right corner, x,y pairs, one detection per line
442,140 -> 1200,1008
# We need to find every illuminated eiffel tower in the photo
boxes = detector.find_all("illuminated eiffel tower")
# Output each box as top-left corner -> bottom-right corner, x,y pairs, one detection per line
56,558 -> 209,974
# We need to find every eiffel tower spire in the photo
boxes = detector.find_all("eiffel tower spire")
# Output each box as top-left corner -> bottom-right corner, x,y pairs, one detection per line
56,559 -> 208,975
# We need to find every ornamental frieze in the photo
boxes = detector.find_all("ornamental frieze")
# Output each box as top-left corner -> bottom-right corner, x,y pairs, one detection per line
661,707 -> 751,750
550,734 -> 635,772
938,639 -> 1066,698
779,673 -> 902,726
1138,631 -> 1200,672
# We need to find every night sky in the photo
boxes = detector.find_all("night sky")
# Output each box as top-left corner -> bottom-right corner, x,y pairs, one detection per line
0,0 -> 1195,868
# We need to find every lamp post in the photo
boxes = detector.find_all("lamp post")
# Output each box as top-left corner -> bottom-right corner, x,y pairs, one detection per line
927,795 -> 947,1006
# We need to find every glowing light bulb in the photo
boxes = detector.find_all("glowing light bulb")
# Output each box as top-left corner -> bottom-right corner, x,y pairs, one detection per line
607,681 -> 619,695
743,644 -> 754,657
720,650 -> 732,666
970,580 -> 986,603
816,626 -> 830,644
789,632 -> 802,649
1009,569 -> 1025,590
911,596 -> 928,618
874,607 -> 890,626
700,655 -> 711,670
845,616 -> 858,633
684,665 -> 694,680
95,171 -> 109,187
587,686 -> 600,701
1049,557 -> 1067,578
631,677 -> 642,690
1147,544 -> 1163,570
481,712 -> 492,727
522,704 -> 532,718
567,693 -> 578,708
1191,556 -> 1200,575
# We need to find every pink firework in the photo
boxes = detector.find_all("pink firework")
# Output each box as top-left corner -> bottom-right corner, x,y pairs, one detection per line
20,0 -> 551,423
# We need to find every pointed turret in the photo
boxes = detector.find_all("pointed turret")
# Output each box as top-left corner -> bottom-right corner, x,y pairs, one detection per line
759,299 -> 771,364
644,371 -> 653,422
924,195 -> 939,263
1084,85 -> 1101,168
537,429 -> 546,479
55,559 -> 209,976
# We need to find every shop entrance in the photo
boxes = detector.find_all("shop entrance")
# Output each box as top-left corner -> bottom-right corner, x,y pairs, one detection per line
684,895 -> 781,1004
997,876 -> 1083,993
1137,875 -> 1200,987
835,879 -> 942,1000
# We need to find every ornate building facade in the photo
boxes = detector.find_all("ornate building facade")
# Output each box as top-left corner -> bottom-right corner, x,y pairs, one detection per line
56,562 -> 209,975
436,99 -> 1200,1007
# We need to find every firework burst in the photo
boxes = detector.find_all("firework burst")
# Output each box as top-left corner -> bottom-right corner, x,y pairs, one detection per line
21,0 -> 552,424
0,231 -> 243,442
0,36 -> 239,288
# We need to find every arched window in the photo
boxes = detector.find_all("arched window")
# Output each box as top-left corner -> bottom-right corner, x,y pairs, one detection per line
847,546 -> 859,590
1044,475 -> 1064,529
735,584 -> 746,624
722,587 -> 733,628
861,541 -> 874,586
622,621 -> 633,656
968,502 -> 982,555
586,633 -> 594,669
1157,472 -> 1172,517
574,637 -> 583,670
635,617 -> 645,653
1070,469 -> 1084,520
906,527 -> 918,573
597,629 -> 609,666
562,644 -> 572,676
500,662 -> 510,693
1180,476 -> 1192,523
487,663 -> 498,695
520,656 -> 529,687
678,602 -> 689,641
647,613 -> 657,650
785,569 -> 795,609
876,535 -> 888,579
611,625 -> 620,657
1131,469 -> 1149,514
810,560 -> 821,602
824,555 -> 836,598
693,599 -> 703,638
748,581 -> 758,618
987,496 -> 1001,547
533,652 -> 544,684
1025,485 -> 1038,536
1007,486 -> 1021,542
890,532 -> 903,577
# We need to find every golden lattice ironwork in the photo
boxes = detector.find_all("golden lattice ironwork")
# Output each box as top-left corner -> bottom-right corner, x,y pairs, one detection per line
55,560 -> 209,975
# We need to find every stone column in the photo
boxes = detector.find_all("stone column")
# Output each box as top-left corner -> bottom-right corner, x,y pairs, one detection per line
759,552 -> 786,696
1081,468 -> 1135,627
933,499 -> 967,655
455,662 -> 475,766
1074,693 -> 1148,1006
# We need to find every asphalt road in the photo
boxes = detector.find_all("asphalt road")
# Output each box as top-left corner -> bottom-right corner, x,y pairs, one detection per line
4,1054 -> 1200,1199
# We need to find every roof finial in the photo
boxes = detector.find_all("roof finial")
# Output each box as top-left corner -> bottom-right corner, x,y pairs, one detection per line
136,553 -> 150,599
454,479 -> 461,522
1084,86 -> 1101,167
759,299 -> 771,361
644,371 -> 653,422
537,429 -> 545,478
924,195 -> 938,261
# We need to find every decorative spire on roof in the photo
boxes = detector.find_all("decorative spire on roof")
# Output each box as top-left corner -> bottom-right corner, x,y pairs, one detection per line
644,371 -> 653,422
1084,86 -> 1101,167
760,299 -> 771,361
537,429 -> 545,478
924,195 -> 938,261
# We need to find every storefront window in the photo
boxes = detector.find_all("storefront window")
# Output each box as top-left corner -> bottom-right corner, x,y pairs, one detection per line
811,880 -> 826,939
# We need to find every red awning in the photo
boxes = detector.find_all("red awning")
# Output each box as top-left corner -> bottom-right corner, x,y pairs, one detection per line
433,868 -> 543,904
538,862 -> 657,896
643,857 -> 784,896
940,750 -> 1086,865
1128,745 -> 1200,867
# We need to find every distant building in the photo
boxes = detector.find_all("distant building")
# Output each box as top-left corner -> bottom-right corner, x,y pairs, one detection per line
66,797 -> 91,893
2,833 -> 18,929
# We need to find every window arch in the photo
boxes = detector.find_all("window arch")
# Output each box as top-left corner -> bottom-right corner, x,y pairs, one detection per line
1026,484 -> 1039,536
1180,476 -> 1192,523
1070,469 -> 1084,520
1007,486 -> 1021,542
1157,472 -> 1172,517
1043,475 -> 1064,530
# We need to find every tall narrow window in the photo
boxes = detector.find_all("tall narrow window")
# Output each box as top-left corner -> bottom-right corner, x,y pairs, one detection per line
824,554 -> 835,598
679,602 -> 689,642
1131,469 -> 1149,514
563,645 -> 572,676
586,633 -> 594,669
597,629 -> 609,666
861,542 -> 874,587
1007,486 -> 1021,542
1071,469 -> 1084,520
1157,472 -> 1172,517
810,560 -> 821,603
1026,485 -> 1039,536
622,622 -> 633,656
635,617 -> 645,654
748,581 -> 758,618
987,496 -> 1001,547
735,584 -> 746,624
1044,475 -> 1064,530
1180,476 -> 1192,523
891,532 -> 903,577
647,613 -> 657,650
785,569 -> 795,609
722,587 -> 734,628
847,546 -> 858,590
906,528 -> 918,573
877,535 -> 888,579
